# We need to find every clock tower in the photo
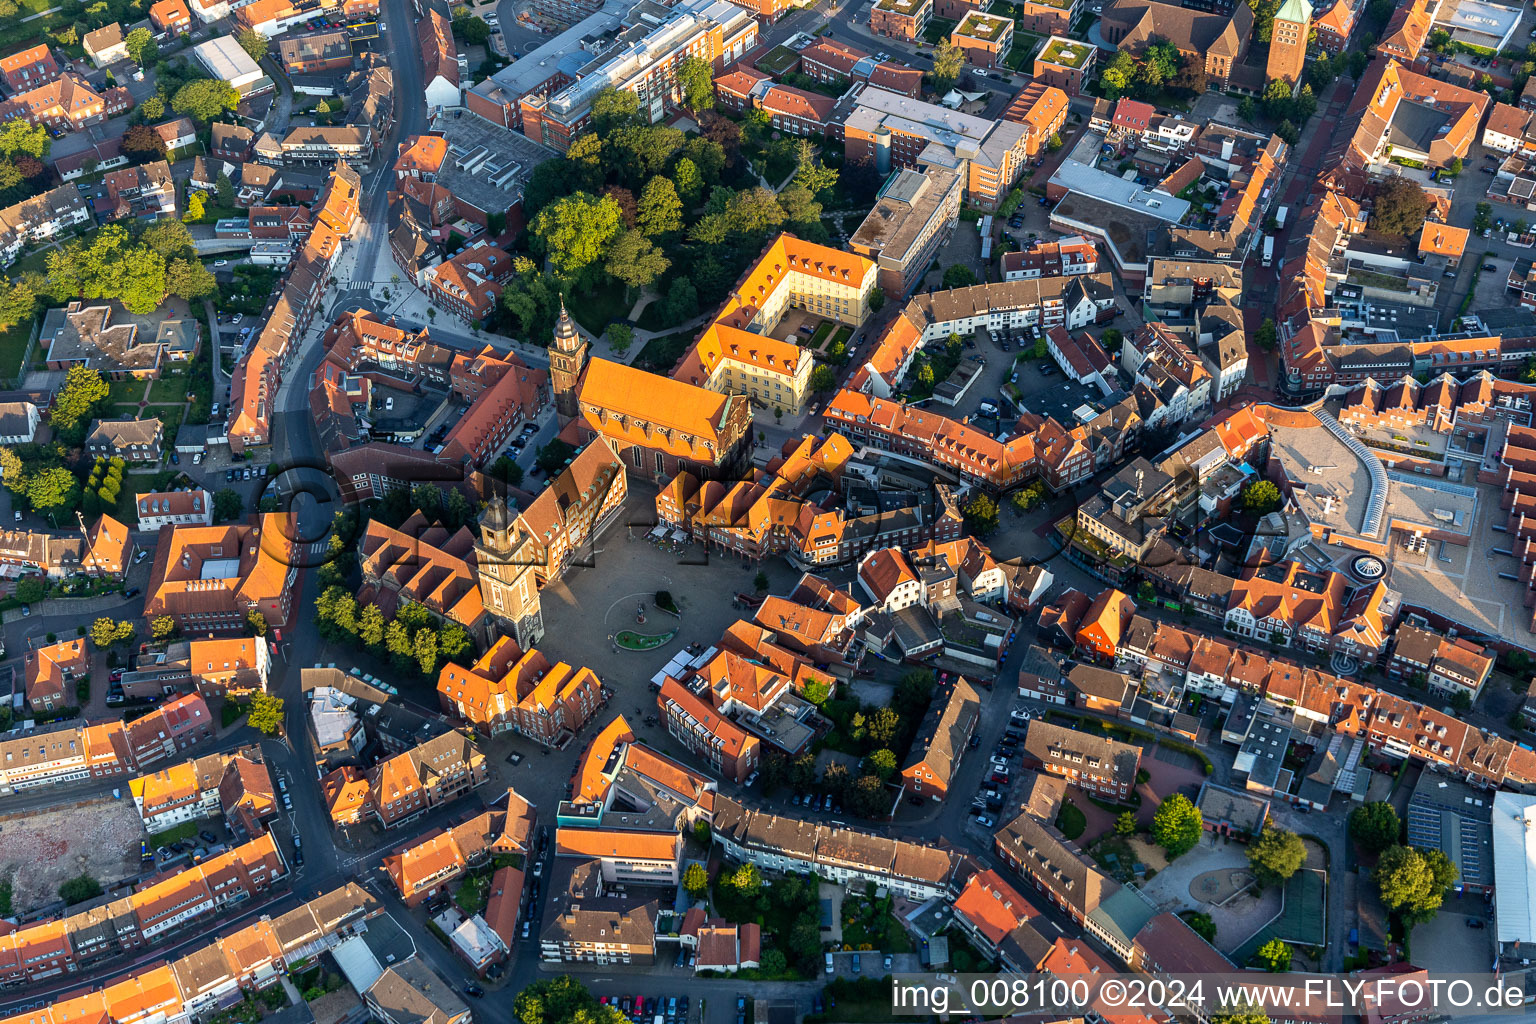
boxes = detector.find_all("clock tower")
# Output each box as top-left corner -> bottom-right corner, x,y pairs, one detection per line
547,297 -> 589,427
474,495 -> 545,649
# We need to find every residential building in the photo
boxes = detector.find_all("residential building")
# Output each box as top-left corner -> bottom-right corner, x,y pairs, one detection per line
364,961 -> 471,1024
134,490 -> 215,532
900,676 -> 981,800
24,638 -> 87,712
869,0 -> 931,39
1002,81 -> 1071,158
950,10 -> 1014,68
93,160 -> 177,221
656,677 -> 761,783
1075,588 -> 1136,658
0,73 -> 129,132
0,45 -> 61,93
1225,560 -> 1393,660
1387,623 -> 1493,700
367,729 -> 488,829
796,39 -> 923,98
276,29 -> 354,75
424,242 -> 514,322
383,792 -> 535,904
1024,718 -> 1141,798
0,402 -> 39,444
83,24 -> 129,66
0,185 -> 91,267
86,418 -> 163,461
149,0 -> 194,35
1032,35 -> 1096,94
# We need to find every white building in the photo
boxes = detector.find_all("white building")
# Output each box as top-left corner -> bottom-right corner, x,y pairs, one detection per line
191,36 -> 269,96
1493,790 -> 1536,955
135,489 -> 214,530
0,402 -> 39,445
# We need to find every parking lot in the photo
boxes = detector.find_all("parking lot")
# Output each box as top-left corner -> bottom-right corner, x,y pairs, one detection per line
1010,354 -> 1110,424
963,704 -> 1037,834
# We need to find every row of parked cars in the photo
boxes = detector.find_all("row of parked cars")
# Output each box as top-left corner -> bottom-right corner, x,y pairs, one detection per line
597,994 -> 688,1024
971,708 -> 1034,826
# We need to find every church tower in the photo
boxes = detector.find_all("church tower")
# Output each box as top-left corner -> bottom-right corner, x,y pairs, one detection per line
474,495 -> 546,650
1265,0 -> 1313,88
547,297 -> 589,427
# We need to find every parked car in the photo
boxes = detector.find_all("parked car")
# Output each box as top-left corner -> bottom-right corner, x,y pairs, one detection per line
852,953 -> 861,973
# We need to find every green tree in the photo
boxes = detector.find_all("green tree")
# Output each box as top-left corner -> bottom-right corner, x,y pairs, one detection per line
531,191 -> 623,282
810,365 -> 837,392
536,439 -> 576,474
183,191 -> 207,224
792,138 -> 838,198
140,95 -> 166,121
1255,938 -> 1292,973
213,488 -> 244,522
802,676 -> 832,705
14,577 -> 43,603
151,616 -> 177,640
0,279 -> 36,331
514,977 -> 621,1024
359,603 -> 386,649
605,230 -> 670,289
27,466 -> 78,524
1116,811 -> 1138,836
1247,828 -> 1306,886
247,609 -> 268,636
962,492 -> 1000,537
0,121 -> 49,159
731,862 -> 761,896
677,55 -> 715,111
931,40 -> 964,93
1099,51 -> 1137,98
1242,479 -> 1282,514
1151,793 -> 1203,858
125,26 -> 158,66
1254,317 -> 1278,352
636,176 -> 683,236
51,366 -> 109,439
1348,801 -> 1401,855
451,12 -> 490,43
172,79 -> 240,123
589,87 -> 641,135
866,706 -> 902,747
91,617 -> 120,648
58,874 -> 103,906
248,693 -> 284,734
141,218 -> 196,260
216,172 -> 236,208
672,156 -> 703,206
754,569 -> 770,592
1372,175 -> 1432,237
942,264 -> 978,289
607,322 -> 634,356
867,748 -> 898,780
683,862 -> 709,896
166,258 -> 217,301
415,627 -> 439,676
1184,911 -> 1216,942
0,448 -> 23,495
1376,845 -> 1457,923
1212,1003 -> 1272,1024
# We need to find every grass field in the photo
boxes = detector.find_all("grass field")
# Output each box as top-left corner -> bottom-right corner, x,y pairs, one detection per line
149,377 -> 191,404
616,629 -> 677,651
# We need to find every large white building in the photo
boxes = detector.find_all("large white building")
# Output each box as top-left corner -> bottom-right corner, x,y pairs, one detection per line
191,36 -> 270,97
1494,790 -> 1536,956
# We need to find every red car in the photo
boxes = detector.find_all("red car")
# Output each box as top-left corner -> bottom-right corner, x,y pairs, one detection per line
109,670 -> 123,682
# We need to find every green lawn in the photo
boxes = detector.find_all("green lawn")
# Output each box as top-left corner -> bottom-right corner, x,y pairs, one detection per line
108,380 -> 145,406
148,377 -> 191,404
922,16 -> 957,43
150,821 -> 198,845
808,320 -> 834,348
8,248 -> 52,279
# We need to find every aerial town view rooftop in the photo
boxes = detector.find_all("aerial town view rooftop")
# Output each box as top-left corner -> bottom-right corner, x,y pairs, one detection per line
4,0 -> 1536,1019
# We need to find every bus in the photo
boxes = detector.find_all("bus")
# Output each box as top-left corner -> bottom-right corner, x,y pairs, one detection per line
1262,235 -> 1275,267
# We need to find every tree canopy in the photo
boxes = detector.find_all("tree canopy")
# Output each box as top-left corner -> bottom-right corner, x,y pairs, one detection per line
248,693 -> 285,735
931,41 -> 964,93
125,27 -> 158,66
1151,794 -> 1204,858
50,366 -> 109,444
677,55 -> 715,112
531,191 -> 623,282
1247,828 -> 1306,887
1372,176 -> 1432,238
1348,802 -> 1401,855
171,79 -> 239,123
1376,844 -> 1457,923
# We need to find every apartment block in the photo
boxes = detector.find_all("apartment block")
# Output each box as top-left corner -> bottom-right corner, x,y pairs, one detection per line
848,167 -> 962,297
869,0 -> 931,38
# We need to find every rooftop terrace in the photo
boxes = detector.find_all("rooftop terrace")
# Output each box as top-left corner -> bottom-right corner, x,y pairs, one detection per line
1038,35 -> 1092,67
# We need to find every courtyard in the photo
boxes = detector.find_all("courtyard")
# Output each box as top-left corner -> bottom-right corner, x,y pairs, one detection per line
1135,833 -> 1284,959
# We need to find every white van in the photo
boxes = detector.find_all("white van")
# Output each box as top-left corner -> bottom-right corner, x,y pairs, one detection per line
826,952 -> 835,973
